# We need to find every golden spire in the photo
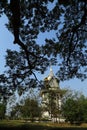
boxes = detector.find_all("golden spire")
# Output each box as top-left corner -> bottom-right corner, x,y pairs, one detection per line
49,65 -> 54,77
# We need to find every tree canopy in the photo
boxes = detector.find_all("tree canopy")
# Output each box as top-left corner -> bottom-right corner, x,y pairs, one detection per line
10,97 -> 41,120
0,102 -> 6,120
0,0 -> 87,98
62,91 -> 87,124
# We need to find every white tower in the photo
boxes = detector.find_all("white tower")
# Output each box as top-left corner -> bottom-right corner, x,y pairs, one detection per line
41,66 -> 64,121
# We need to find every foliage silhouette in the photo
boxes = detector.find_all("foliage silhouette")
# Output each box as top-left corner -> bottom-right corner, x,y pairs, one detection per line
0,0 -> 87,100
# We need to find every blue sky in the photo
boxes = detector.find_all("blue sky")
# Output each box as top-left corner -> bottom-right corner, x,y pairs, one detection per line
0,15 -> 87,97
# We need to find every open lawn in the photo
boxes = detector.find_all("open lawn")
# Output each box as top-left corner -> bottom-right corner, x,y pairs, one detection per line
0,120 -> 87,130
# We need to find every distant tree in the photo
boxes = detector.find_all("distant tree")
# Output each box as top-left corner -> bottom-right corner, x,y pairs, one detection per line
10,103 -> 21,119
62,91 -> 87,124
48,90 -> 59,120
10,94 -> 41,121
77,95 -> 87,123
20,98 -> 41,121
0,103 -> 6,120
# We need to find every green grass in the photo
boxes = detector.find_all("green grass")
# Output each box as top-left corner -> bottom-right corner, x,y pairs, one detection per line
0,120 -> 87,130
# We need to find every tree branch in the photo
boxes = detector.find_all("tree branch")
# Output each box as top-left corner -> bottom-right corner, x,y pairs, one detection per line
10,0 -> 38,70
66,1 -> 87,65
